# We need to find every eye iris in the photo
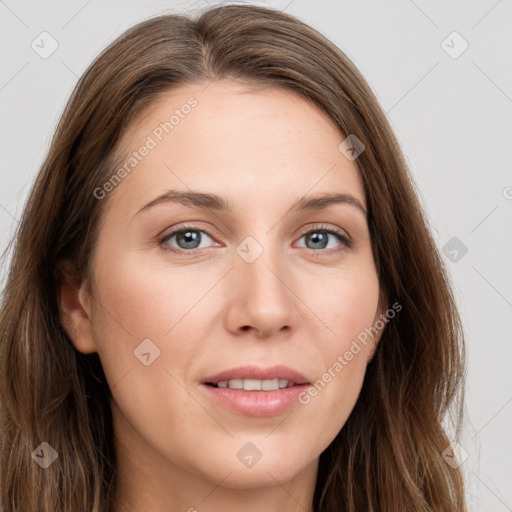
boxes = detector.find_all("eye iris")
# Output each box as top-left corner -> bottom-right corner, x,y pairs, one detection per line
306,231 -> 328,249
177,230 -> 201,249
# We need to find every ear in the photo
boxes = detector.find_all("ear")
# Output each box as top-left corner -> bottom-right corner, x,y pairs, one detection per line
367,288 -> 388,363
57,260 -> 98,354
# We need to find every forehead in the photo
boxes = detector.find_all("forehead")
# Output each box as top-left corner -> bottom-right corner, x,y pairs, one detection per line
104,80 -> 366,217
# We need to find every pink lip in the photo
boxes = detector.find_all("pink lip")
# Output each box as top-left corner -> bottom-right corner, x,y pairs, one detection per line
200,383 -> 310,417
200,365 -> 311,417
202,365 -> 310,385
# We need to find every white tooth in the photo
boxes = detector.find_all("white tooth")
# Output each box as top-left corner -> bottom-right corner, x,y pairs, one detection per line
222,378 -> 295,391
243,379 -> 262,391
228,379 -> 243,389
261,379 -> 279,391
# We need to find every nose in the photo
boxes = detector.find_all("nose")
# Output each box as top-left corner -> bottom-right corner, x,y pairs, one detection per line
224,244 -> 300,339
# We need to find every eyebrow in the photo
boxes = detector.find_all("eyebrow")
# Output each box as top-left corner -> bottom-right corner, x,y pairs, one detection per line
135,189 -> 367,217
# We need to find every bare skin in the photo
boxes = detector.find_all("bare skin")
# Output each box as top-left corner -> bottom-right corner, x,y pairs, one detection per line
59,79 -> 387,512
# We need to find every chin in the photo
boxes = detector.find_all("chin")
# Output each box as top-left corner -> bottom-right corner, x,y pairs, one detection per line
196,450 -> 313,489
215,465 -> 301,489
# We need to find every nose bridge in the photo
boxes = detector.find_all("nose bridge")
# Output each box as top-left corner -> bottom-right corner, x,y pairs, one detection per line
228,231 -> 297,336
238,231 -> 288,294
240,243 -> 286,294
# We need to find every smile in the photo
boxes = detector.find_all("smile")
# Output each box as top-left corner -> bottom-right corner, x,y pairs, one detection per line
206,378 -> 296,390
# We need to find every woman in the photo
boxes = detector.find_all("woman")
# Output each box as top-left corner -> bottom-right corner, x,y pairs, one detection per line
0,4 -> 467,511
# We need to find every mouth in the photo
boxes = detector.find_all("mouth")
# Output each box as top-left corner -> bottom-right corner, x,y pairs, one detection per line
201,364 -> 310,388
200,365 -> 311,417
204,378 -> 299,390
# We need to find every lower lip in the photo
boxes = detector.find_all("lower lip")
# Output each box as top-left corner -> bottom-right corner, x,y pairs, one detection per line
200,383 -> 310,417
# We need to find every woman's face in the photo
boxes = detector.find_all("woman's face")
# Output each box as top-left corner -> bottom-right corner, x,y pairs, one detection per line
65,80 -> 386,493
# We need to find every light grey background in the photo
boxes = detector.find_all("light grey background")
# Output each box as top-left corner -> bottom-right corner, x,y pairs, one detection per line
1,1 -> 511,510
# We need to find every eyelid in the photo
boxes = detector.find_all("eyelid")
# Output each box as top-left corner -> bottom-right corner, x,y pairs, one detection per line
295,223 -> 352,245
158,222 -> 353,254
157,223 -> 220,254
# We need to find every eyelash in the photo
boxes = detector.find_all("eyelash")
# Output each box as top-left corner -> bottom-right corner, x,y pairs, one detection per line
158,223 -> 353,257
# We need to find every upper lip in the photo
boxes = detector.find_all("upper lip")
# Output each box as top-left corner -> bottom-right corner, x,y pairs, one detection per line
202,365 -> 310,385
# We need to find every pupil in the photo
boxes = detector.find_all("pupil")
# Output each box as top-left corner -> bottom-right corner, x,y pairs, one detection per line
308,232 -> 327,249
178,230 -> 200,249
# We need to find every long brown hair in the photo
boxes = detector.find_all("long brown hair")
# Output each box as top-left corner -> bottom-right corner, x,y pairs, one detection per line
0,4 -> 467,511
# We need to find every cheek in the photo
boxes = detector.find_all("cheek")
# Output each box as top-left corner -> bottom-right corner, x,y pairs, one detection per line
88,249 -> 218,394
87,256 -> 211,453
307,261 -> 381,348
92,251 -> 206,339
296,264 -> 380,430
